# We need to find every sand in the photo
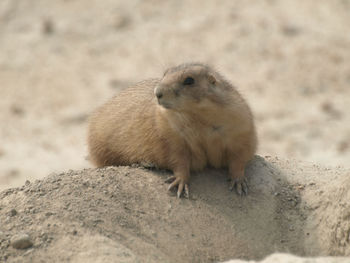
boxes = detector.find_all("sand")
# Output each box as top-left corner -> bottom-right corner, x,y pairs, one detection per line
1,157 -> 349,262
1,0 -> 350,190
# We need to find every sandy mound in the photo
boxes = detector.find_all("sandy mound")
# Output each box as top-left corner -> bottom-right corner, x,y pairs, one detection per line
0,156 -> 349,262
1,0 -> 350,191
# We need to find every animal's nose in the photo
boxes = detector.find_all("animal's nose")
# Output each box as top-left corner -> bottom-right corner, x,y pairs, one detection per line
155,89 -> 163,99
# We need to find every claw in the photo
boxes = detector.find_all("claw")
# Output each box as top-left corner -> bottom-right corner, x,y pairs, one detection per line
184,184 -> 190,198
177,182 -> 184,198
230,178 -> 248,196
168,177 -> 180,191
166,176 -> 190,198
165,176 -> 176,184
236,182 -> 243,196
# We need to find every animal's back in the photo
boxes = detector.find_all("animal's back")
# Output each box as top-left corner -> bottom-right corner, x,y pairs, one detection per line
88,79 -> 161,167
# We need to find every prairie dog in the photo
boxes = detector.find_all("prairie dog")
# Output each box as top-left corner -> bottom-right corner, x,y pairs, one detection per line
88,63 -> 257,197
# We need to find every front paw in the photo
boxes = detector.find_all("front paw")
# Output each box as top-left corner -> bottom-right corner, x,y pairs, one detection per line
229,177 -> 248,196
165,176 -> 190,198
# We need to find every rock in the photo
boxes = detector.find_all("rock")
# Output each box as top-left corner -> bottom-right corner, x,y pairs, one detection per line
10,105 -> 25,116
42,18 -> 55,35
0,231 -> 6,241
11,234 -> 33,249
9,208 -> 17,216
45,212 -> 53,217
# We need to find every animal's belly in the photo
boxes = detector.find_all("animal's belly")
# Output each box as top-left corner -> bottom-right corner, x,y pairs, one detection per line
189,137 -> 228,171
206,140 -> 228,168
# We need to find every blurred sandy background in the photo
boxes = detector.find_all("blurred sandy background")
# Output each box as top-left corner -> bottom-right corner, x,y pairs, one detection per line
1,0 -> 350,190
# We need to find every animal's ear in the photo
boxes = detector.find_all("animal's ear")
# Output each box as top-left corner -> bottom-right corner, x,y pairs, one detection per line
208,74 -> 216,85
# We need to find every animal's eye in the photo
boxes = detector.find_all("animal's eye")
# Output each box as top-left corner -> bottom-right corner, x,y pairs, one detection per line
183,77 -> 195,85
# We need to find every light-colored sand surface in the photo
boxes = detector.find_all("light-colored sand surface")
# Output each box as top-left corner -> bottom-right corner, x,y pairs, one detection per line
226,253 -> 350,263
1,157 -> 349,262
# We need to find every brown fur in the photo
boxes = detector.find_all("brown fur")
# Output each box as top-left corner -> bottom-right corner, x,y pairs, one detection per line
88,63 -> 257,196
